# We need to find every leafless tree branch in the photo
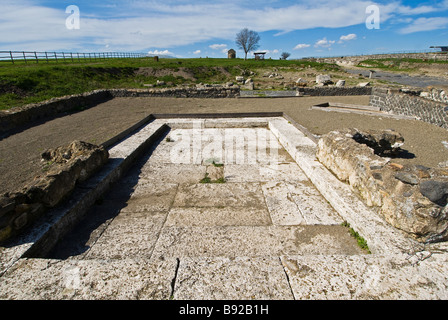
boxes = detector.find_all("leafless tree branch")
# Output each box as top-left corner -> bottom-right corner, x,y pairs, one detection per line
235,28 -> 260,60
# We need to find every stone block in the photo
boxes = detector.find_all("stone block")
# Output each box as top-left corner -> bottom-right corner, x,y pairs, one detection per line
165,207 -> 271,227
173,257 -> 294,299
316,128 -> 448,242
316,74 -> 332,85
172,183 -> 265,208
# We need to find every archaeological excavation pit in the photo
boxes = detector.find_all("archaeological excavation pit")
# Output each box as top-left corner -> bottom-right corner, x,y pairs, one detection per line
1,113 -> 448,300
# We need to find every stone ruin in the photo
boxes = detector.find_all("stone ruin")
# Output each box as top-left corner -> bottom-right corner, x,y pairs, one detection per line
316,128 -> 448,243
0,141 -> 109,243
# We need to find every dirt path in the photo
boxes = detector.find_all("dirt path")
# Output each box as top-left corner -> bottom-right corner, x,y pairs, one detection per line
1,95 -> 448,195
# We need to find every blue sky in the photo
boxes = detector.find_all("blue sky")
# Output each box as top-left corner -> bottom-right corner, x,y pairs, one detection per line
1,0 -> 448,59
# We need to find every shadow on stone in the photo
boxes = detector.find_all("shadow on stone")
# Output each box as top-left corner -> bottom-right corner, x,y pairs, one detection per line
46,131 -> 169,259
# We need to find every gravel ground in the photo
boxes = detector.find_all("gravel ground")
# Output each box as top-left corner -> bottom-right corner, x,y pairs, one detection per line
345,68 -> 448,88
1,95 -> 448,195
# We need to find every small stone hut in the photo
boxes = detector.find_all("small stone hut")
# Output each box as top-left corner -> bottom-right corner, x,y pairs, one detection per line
228,49 -> 236,59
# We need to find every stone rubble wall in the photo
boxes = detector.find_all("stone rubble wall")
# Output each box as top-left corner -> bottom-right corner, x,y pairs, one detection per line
108,87 -> 240,98
240,87 -> 372,97
297,86 -> 372,96
417,88 -> 448,104
316,52 -> 448,64
316,128 -> 448,243
369,87 -> 448,129
0,90 -> 114,135
0,141 -> 109,244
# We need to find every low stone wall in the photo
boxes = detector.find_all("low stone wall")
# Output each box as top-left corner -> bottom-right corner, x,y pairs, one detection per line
316,128 -> 448,243
422,88 -> 448,104
298,86 -> 372,96
0,87 -> 240,135
241,86 -> 372,97
0,90 -> 114,135
0,141 -> 109,244
369,87 -> 448,129
109,87 -> 240,99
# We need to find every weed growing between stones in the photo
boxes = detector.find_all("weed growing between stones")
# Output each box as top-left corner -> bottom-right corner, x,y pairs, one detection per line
212,161 -> 224,167
342,221 -> 371,254
200,162 -> 227,184
200,172 -> 212,184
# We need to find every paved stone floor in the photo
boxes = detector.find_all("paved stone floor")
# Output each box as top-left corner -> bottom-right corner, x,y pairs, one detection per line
47,123 -> 363,299
1,117 -> 448,300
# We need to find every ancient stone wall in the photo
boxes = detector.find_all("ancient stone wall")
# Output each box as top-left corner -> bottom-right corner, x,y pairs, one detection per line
317,52 -> 448,64
109,87 -> 240,98
316,128 -> 448,243
240,87 -> 372,97
369,87 -> 448,129
298,86 -> 372,96
0,141 -> 109,244
0,90 -> 114,135
0,87 -> 240,135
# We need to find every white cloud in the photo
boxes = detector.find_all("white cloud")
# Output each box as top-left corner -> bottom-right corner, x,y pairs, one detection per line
209,44 -> 227,50
193,49 -> 201,54
148,49 -> 174,56
2,0 -> 448,52
339,33 -> 357,42
294,44 -> 310,50
259,49 -> 280,55
399,17 -> 448,34
314,38 -> 335,48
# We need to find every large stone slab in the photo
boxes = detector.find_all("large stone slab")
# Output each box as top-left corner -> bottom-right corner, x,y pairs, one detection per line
126,182 -> 178,212
262,181 -> 306,225
223,163 -> 308,182
0,257 -> 177,300
140,163 -> 206,184
84,211 -> 167,260
262,181 -> 343,225
151,225 -> 365,259
173,256 -> 294,300
172,183 -> 265,208
281,254 -> 448,299
165,207 -> 272,227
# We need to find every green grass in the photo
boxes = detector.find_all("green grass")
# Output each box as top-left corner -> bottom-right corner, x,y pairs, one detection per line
199,172 -> 226,184
357,57 -> 448,73
0,57 -> 340,110
212,161 -> 224,167
341,221 -> 371,254
199,173 -> 212,184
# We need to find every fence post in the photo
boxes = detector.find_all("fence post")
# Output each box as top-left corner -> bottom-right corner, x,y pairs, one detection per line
9,51 -> 14,64
62,52 -> 66,62
45,52 -> 49,63
23,51 -> 27,64
70,52 -> 74,63
54,52 -> 58,62
34,51 -> 38,63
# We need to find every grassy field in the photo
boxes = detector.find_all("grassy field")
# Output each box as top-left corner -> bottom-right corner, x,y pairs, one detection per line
357,57 -> 448,72
0,57 -> 339,110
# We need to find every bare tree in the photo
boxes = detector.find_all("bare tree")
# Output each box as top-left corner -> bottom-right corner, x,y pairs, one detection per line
235,28 -> 260,60
280,52 -> 291,60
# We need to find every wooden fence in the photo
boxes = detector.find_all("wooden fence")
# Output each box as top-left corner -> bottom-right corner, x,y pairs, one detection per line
0,51 -> 148,64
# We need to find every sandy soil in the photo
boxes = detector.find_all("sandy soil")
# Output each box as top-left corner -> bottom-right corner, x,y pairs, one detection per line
1,95 -> 448,195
